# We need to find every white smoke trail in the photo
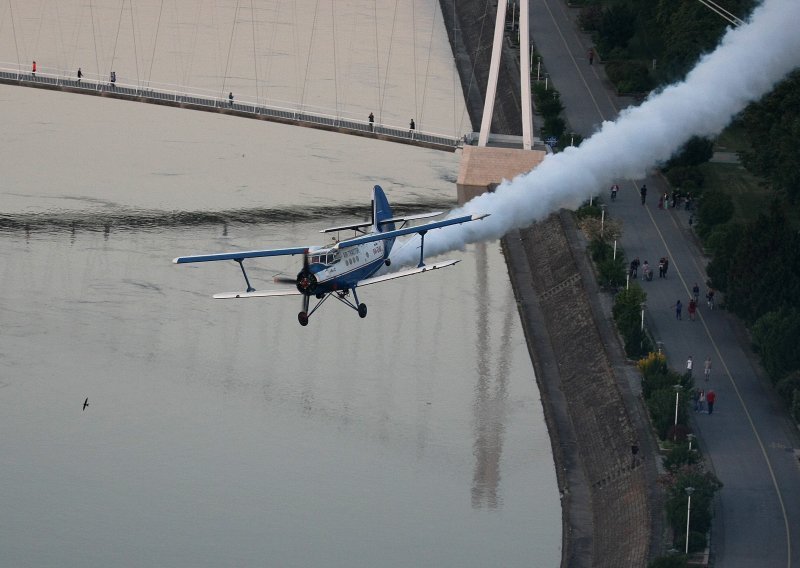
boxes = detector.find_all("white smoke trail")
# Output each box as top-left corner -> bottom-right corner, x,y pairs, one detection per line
389,0 -> 800,268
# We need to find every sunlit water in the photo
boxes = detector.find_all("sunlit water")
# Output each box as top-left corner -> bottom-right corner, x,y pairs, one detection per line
0,84 -> 559,567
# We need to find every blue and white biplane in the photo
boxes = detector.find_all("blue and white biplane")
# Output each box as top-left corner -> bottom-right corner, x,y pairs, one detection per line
174,185 -> 488,325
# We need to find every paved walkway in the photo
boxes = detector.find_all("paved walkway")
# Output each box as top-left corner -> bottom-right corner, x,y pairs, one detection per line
529,1 -> 800,566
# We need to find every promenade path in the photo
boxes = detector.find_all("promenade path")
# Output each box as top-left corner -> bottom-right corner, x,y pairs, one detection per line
529,1 -> 800,566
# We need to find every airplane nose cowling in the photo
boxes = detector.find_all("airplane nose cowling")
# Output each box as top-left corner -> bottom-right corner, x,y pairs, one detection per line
296,270 -> 317,295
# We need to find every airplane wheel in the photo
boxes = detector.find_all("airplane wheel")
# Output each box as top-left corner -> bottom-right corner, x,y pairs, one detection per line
298,312 -> 309,326
384,259 -> 391,267
358,303 -> 367,318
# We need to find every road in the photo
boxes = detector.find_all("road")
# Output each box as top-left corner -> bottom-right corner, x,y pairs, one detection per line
529,0 -> 800,566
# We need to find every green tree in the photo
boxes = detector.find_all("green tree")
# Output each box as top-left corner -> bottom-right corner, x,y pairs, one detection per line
741,71 -> 800,202
665,468 -> 722,547
665,136 -> 714,169
751,308 -> 800,382
695,190 -> 734,240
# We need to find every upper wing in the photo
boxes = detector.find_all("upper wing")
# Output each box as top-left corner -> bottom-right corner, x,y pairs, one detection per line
318,212 -> 444,234
213,289 -> 302,299
173,246 -> 312,264
356,259 -> 459,287
335,213 -> 489,250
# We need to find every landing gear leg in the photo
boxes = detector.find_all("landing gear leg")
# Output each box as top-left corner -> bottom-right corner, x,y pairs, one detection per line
353,289 -> 367,319
298,295 -> 310,326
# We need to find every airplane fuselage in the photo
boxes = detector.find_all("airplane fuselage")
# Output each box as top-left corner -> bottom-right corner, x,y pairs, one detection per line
307,239 -> 388,293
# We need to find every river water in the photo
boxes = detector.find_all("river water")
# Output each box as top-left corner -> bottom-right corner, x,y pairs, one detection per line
0,2 -> 560,565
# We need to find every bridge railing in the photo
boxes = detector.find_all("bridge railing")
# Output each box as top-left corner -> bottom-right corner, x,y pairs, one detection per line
0,62 -> 463,150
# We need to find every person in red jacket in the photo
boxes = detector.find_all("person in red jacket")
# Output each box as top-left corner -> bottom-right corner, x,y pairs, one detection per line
706,390 -> 716,415
32,60 -> 36,76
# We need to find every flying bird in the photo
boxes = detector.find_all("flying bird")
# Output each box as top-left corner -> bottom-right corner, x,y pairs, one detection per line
83,397 -> 89,411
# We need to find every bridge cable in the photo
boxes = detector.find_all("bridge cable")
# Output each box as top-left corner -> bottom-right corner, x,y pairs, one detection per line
418,1 -> 439,132
185,0 -> 202,90
412,0 -> 418,127
53,0 -> 69,74
250,0 -> 259,104
110,0 -> 125,80
378,0 -> 400,124
373,1 -> 380,121
263,0 -> 280,104
128,0 -> 141,86
33,0 -> 46,69
298,0 -> 320,112
460,0 -> 492,136
147,0 -> 164,87
89,0 -> 101,79
332,0 -> 338,118
220,0 -> 240,100
6,0 -> 21,72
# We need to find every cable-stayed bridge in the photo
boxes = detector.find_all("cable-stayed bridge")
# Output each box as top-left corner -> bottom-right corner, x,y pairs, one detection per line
0,0 -> 470,150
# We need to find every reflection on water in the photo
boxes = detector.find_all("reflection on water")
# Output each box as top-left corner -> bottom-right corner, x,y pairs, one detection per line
0,198 -> 456,235
0,85 -> 560,568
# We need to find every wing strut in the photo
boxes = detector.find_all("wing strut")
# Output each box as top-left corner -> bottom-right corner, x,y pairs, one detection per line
418,230 -> 428,268
236,259 -> 255,292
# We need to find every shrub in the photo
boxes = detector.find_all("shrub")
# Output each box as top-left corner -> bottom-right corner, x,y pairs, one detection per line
605,60 -> 653,93
578,5 -> 602,31
751,308 -> 800,383
695,190 -> 734,240
664,165 -> 705,189
664,443 -> 701,472
665,136 -> 714,169
543,115 -> 566,139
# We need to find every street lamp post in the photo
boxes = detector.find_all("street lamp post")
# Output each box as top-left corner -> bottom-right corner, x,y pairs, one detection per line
673,384 -> 682,441
640,302 -> 646,331
685,486 -> 695,554
687,433 -> 695,452
600,204 -> 607,237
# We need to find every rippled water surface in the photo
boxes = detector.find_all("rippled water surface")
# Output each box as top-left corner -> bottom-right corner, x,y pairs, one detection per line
0,85 -> 560,567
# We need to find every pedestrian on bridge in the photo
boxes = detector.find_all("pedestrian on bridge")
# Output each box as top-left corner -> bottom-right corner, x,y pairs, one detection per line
706,390 -> 716,414
369,112 -> 374,131
409,118 -> 415,132
32,61 -> 36,77
228,92 -> 234,107
77,67 -> 82,83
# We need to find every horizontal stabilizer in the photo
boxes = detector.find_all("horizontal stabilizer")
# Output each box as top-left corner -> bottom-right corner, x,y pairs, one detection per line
378,211 -> 443,227
319,221 -> 373,234
174,246 -> 312,264
213,289 -> 302,299
336,213 -> 489,250
357,259 -> 460,287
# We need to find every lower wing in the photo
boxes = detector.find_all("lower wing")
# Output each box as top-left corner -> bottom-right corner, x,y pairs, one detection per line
213,289 -> 302,299
356,259 -> 459,287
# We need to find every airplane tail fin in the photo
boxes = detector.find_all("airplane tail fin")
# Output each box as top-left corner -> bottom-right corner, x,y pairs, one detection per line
372,184 -> 395,257
372,185 -> 395,233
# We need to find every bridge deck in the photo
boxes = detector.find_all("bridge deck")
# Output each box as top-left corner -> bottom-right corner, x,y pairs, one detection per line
0,71 -> 461,153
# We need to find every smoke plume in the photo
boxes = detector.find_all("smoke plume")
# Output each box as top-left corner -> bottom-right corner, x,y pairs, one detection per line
389,0 -> 800,267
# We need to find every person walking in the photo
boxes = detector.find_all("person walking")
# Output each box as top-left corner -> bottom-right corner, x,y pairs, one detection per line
588,48 -> 594,65
640,184 -> 647,205
642,260 -> 651,281
658,258 -> 665,278
663,257 -> 669,278
706,390 -> 716,414
704,357 -> 712,381
630,257 -> 639,278
686,355 -> 693,377
228,92 -> 234,106
699,389 -> 706,413
32,60 -> 37,77
368,112 -> 374,131
610,183 -> 618,201
692,282 -> 700,304
77,67 -> 83,82
693,388 -> 700,412
706,288 -> 715,309
409,118 -> 416,131
688,298 -> 697,321
675,299 -> 683,320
